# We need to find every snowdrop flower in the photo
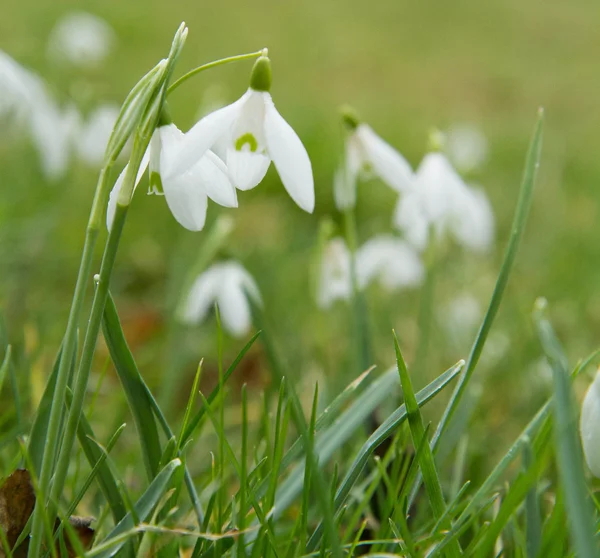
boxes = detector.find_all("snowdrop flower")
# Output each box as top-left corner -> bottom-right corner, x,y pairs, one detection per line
0,50 -> 48,125
0,49 -> 81,179
446,123 -> 489,173
170,54 -> 315,212
317,237 -> 352,309
48,12 -> 115,68
28,98 -> 81,180
393,151 -> 494,253
580,369 -> 600,477
107,119 -> 237,232
317,235 -> 424,309
333,107 -> 413,211
181,261 -> 261,338
356,235 -> 424,291
442,293 -> 481,346
76,104 -> 120,166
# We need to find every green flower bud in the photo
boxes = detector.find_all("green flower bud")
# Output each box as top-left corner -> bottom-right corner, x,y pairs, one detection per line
250,56 -> 272,92
340,105 -> 361,131
427,127 -> 445,152
158,103 -> 173,127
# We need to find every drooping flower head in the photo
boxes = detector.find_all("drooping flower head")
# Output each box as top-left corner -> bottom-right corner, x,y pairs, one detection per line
580,369 -> 600,477
169,52 -> 315,212
333,106 -> 414,211
393,145 -> 494,253
317,234 -> 424,309
180,260 -> 261,338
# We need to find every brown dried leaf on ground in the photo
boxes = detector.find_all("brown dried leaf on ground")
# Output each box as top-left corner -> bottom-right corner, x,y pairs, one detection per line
0,469 -> 35,556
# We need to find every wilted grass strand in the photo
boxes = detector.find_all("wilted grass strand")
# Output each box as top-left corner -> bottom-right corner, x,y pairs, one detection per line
534,302 -> 598,558
102,293 -> 161,480
305,360 -> 464,552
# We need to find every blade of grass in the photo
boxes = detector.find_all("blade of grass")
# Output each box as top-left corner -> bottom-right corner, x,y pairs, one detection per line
534,298 -> 598,558
522,438 -> 542,558
0,345 -> 11,396
408,108 -> 545,510
92,458 -> 182,558
305,360 -> 464,552
102,292 -> 161,480
393,331 -> 461,557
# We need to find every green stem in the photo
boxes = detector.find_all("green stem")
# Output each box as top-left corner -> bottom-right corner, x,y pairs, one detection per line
50,144 -> 146,508
342,208 -> 371,374
27,166 -> 112,558
167,50 -> 265,95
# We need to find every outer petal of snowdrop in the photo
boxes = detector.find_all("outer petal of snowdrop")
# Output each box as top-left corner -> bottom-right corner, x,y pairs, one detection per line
393,189 -> 430,251
162,169 -> 209,232
181,267 -> 224,325
356,235 -> 424,291
446,123 -> 488,173
76,104 -> 119,166
264,95 -> 315,213
170,93 -> 248,178
581,370 -> 600,477
355,124 -> 413,193
451,185 -> 495,253
180,261 -> 261,338
106,150 -> 150,230
317,238 -> 352,309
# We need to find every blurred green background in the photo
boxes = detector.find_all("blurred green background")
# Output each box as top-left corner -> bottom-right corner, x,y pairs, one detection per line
2,0 -> 600,462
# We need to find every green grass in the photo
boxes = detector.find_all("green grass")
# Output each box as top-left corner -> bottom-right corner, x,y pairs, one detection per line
1,4 -> 600,556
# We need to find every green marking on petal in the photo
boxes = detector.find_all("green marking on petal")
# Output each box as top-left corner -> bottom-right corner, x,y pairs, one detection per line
149,171 -> 164,195
235,133 -> 258,152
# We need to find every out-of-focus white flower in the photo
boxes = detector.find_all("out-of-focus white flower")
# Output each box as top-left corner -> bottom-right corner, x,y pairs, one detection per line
446,123 -> 488,173
317,237 -> 352,309
0,49 -> 82,179
333,109 -> 413,211
580,369 -> 600,477
76,104 -> 119,166
356,235 -> 424,291
393,152 -> 495,253
0,50 -> 47,125
442,293 -> 481,336
106,123 -> 237,231
28,99 -> 80,180
317,235 -> 424,309
48,12 -> 115,68
170,55 -> 315,213
181,260 -> 261,338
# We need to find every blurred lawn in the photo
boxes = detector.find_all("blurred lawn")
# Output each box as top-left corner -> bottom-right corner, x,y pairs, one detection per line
2,0 -> 600,460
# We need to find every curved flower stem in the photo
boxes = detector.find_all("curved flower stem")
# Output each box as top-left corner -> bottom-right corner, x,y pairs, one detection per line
27,165 -> 113,558
167,49 -> 265,95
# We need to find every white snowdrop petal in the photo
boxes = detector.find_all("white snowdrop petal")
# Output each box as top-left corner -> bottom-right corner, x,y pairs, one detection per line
356,235 -> 424,291
451,186 -> 495,253
318,238 -> 352,309
76,104 -> 119,166
106,150 -> 150,230
263,96 -> 315,213
356,124 -> 413,193
446,123 -> 488,173
226,148 -> 271,191
392,190 -> 430,252
169,92 -> 248,177
200,150 -> 238,207
218,274 -> 253,338
162,171 -> 208,231
581,371 -> 600,477
181,267 -> 224,325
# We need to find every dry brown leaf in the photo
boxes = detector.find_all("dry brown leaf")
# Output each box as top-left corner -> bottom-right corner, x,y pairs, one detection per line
0,469 -> 35,556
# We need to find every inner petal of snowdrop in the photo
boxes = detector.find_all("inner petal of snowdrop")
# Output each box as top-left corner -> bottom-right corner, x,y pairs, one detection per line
227,90 -> 271,190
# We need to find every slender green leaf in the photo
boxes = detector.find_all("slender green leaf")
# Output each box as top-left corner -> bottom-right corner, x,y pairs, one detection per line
102,292 -> 161,480
534,299 -> 598,558
305,360 -> 463,551
93,458 -> 181,558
